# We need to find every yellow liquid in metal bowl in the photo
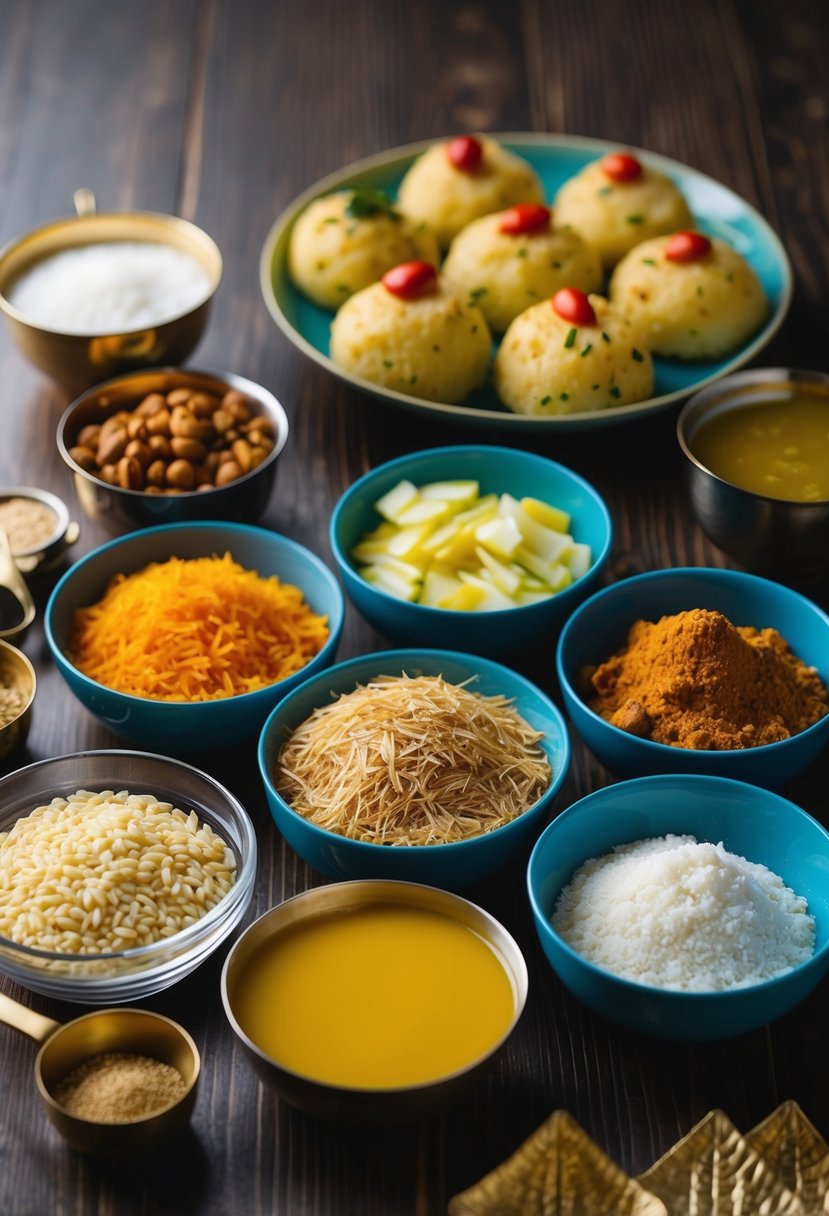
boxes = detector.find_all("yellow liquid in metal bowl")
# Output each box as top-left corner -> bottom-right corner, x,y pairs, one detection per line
231,902 -> 516,1088
692,395 -> 829,502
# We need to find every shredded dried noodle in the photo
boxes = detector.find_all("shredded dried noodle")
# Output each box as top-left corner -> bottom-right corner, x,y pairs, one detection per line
275,673 -> 551,845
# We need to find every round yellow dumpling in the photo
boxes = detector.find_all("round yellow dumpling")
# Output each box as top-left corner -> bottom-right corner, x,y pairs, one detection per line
329,271 -> 492,404
609,233 -> 769,360
554,154 -> 693,267
288,189 -> 439,310
397,135 -> 545,250
442,205 -> 603,333
494,293 -> 654,417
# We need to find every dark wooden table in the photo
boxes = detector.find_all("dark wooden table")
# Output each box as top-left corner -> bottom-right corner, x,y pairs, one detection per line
1,1 -> 828,1212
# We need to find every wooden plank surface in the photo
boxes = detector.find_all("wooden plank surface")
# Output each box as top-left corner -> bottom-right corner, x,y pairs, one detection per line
0,1 -> 828,1212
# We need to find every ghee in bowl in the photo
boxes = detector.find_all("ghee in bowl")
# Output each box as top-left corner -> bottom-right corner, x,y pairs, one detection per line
221,880 -> 528,1120
678,368 -> 829,582
690,393 -> 829,502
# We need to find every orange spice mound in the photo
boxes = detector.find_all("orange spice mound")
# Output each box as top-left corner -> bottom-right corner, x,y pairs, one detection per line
69,552 -> 329,702
587,607 -> 829,750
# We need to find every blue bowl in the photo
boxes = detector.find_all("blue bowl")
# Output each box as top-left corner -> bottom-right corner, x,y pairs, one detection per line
45,522 -> 344,753
555,566 -> 829,787
527,774 -> 829,1040
329,445 -> 612,659
257,648 -> 570,890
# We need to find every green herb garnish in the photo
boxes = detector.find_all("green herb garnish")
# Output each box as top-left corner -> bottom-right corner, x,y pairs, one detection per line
540,395 -> 552,405
560,392 -> 570,401
580,344 -> 593,357
609,386 -> 621,399
597,186 -> 613,197
345,188 -> 399,220
601,331 -> 611,344
625,214 -> 644,224
564,327 -> 577,348
641,257 -> 656,266
632,348 -> 644,362
469,286 -> 489,302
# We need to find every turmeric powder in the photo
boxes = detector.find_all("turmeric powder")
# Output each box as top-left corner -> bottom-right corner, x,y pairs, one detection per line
586,608 -> 829,750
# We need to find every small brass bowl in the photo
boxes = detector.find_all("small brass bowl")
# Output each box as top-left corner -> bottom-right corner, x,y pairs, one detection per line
0,638 -> 36,762
0,992 -> 199,1156
0,194 -> 222,398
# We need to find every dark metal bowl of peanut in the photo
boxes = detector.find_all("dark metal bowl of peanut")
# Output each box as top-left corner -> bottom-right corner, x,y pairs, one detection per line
56,367 -> 289,535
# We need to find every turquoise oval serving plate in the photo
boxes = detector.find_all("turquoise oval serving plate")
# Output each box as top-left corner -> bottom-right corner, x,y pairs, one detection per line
260,132 -> 792,432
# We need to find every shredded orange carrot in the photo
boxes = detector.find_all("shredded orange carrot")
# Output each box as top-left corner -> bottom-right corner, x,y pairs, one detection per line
69,552 -> 330,702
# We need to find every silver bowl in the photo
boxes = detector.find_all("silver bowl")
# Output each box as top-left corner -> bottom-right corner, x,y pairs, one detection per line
57,367 -> 289,535
221,879 -> 528,1122
677,368 -> 829,584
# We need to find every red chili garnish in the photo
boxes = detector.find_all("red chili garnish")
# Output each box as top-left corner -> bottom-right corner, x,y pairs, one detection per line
552,287 -> 597,327
446,135 -> 483,172
382,261 -> 438,299
600,152 -> 643,183
665,230 -> 713,263
498,203 -> 551,235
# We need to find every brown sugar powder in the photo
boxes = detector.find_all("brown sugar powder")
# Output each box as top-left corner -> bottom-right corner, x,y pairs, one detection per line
53,1051 -> 187,1123
586,607 -> 829,749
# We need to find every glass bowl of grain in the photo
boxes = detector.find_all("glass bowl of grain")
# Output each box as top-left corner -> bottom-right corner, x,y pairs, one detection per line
257,648 -> 570,890
0,190 -> 222,398
0,749 -> 257,1003
527,773 -> 829,1040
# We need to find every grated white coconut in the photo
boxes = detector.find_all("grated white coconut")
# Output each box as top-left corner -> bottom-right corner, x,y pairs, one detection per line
7,241 -> 211,334
552,834 -> 815,992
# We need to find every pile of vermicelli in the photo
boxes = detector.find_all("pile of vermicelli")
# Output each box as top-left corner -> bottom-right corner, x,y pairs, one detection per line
69,553 -> 329,702
275,674 -> 551,845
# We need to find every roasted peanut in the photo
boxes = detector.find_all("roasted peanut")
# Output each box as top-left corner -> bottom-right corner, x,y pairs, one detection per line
136,392 -> 166,416
231,438 -> 253,474
117,456 -> 143,490
166,387 -> 194,406
76,423 -> 102,449
99,463 -> 119,485
127,415 -> 149,441
215,459 -> 243,487
212,408 -> 234,434
69,445 -> 98,473
97,425 -> 128,466
125,439 -> 153,468
189,392 -> 216,417
146,459 -> 168,487
166,459 -> 196,490
148,434 -> 172,460
146,408 -> 171,435
171,436 -> 207,462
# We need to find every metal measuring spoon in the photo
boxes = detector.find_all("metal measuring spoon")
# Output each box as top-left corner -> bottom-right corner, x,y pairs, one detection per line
0,992 -> 200,1154
0,527 -> 36,641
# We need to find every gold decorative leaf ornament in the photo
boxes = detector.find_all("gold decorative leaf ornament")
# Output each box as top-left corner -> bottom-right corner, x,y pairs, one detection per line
448,1110 -> 668,1216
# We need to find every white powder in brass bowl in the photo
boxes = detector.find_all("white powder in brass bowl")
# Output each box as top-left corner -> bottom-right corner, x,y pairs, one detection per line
7,241 -> 212,334
552,834 -> 815,991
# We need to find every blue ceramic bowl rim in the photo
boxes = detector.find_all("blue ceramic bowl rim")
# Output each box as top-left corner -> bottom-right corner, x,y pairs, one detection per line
328,444 -> 613,621
44,520 -> 345,709
527,772 -> 829,1002
257,646 -> 571,855
555,565 -> 829,758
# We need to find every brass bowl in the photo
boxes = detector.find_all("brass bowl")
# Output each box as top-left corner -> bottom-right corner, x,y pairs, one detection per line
0,193 -> 222,398
221,879 -> 528,1123
0,992 -> 200,1156
0,638 -> 35,762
